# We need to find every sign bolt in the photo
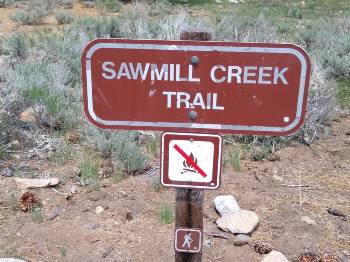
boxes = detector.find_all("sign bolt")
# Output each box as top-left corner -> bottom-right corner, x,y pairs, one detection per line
188,111 -> 198,121
191,56 -> 200,65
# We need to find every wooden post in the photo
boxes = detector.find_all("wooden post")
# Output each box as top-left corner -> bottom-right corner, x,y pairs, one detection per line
175,29 -> 212,262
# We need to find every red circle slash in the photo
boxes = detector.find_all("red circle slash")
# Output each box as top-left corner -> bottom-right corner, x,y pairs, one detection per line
173,144 -> 207,178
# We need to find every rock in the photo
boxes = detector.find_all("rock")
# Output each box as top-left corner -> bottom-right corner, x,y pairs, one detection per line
251,241 -> 273,254
95,206 -> 104,214
327,207 -> 346,218
0,167 -> 14,177
345,131 -> 350,136
216,210 -> 259,234
14,177 -> 59,189
301,216 -> 317,225
18,107 -> 38,123
261,251 -> 289,262
100,179 -> 112,188
47,206 -> 62,221
87,223 -> 99,230
232,234 -> 250,246
214,195 -> 240,216
0,259 -> 27,262
203,239 -> 213,248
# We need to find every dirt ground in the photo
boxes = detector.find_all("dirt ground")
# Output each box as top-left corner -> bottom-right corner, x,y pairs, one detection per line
0,2 -> 349,262
0,115 -> 349,261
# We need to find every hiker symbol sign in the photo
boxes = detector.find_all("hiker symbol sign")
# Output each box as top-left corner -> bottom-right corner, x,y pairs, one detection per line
161,132 -> 222,189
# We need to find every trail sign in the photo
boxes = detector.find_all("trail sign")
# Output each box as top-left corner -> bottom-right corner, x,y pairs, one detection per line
161,132 -> 222,189
175,228 -> 202,253
82,39 -> 310,136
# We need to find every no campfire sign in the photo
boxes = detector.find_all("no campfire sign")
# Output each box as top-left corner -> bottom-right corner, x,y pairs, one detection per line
161,132 -> 222,189
82,39 -> 310,136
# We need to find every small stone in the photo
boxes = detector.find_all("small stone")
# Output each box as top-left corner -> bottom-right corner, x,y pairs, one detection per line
14,177 -> 59,189
100,179 -> 112,188
0,167 -> 14,177
95,206 -> 104,214
327,207 -> 346,218
214,195 -> 240,216
261,251 -> 289,262
216,210 -> 259,234
203,239 -> 213,248
232,234 -> 250,246
87,223 -> 99,230
68,167 -> 81,178
273,175 -> 283,182
301,216 -> 317,225
47,206 -> 62,221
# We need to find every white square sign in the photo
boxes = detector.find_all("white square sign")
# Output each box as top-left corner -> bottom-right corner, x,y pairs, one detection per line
161,132 -> 222,189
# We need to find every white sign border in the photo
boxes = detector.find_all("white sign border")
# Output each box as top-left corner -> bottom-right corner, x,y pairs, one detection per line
161,132 -> 222,190
174,228 -> 203,254
84,41 -> 309,134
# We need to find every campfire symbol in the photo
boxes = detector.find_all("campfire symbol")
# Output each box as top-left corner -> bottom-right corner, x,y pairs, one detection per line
181,152 -> 198,174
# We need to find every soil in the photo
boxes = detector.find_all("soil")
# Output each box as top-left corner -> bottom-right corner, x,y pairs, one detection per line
0,3 -> 350,262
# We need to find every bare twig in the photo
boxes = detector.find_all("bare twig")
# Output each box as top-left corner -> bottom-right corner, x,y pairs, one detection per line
206,232 -> 230,240
281,184 -> 309,188
52,188 -> 71,196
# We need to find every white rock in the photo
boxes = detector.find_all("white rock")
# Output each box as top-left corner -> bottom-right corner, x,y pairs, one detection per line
261,251 -> 289,262
214,195 -> 240,216
95,206 -> 104,214
301,216 -> 317,225
0,259 -> 27,262
216,209 -> 259,234
14,177 -> 59,189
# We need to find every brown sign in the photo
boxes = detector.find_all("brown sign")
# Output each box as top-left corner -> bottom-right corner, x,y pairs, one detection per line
175,228 -> 202,253
82,39 -> 311,136
161,132 -> 222,190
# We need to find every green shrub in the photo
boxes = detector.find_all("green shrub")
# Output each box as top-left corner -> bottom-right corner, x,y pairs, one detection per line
159,202 -> 174,224
77,17 -> 122,38
97,0 -> 122,12
0,0 -> 13,7
287,7 -> 302,19
79,153 -> 99,188
87,128 -> 147,173
10,9 -> 48,25
228,144 -> 242,171
31,206 -> 43,222
337,79 -> 350,109
3,33 -> 27,59
55,11 -> 75,25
